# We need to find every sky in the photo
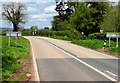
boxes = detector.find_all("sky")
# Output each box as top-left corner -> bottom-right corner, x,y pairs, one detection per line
0,0 -> 59,29
0,0 -> 119,29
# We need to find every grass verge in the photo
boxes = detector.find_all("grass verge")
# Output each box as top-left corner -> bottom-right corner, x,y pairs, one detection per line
1,36 -> 30,81
71,39 -> 116,49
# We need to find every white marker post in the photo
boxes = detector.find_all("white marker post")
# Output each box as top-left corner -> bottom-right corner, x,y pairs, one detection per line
116,33 -> 118,48
16,33 -> 18,47
109,37 -> 111,47
8,32 -> 11,46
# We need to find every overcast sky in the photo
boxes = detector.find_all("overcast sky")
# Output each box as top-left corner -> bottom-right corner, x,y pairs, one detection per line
0,0 -> 119,29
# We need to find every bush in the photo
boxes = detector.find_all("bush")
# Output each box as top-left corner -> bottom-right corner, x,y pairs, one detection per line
88,32 -> 106,40
71,39 -> 116,49
0,30 -> 8,36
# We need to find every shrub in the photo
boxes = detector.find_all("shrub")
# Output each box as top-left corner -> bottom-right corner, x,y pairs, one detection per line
88,32 -> 106,40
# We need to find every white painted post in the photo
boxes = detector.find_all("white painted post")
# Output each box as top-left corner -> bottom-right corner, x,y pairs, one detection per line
109,37 -> 111,47
116,33 -> 118,48
33,32 -> 34,35
8,32 -> 10,46
16,33 -> 18,47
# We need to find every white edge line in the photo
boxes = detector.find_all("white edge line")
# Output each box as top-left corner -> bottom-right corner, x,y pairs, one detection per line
48,41 -> 117,81
25,37 -> 40,81
105,71 -> 117,77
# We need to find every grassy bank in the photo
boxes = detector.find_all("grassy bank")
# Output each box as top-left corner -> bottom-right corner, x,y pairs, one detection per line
71,39 -> 119,55
1,36 -> 30,81
71,39 -> 116,49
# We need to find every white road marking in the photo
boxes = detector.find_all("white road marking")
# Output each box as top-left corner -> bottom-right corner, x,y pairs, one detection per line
104,71 -> 117,77
26,37 -> 40,81
45,39 -> 117,81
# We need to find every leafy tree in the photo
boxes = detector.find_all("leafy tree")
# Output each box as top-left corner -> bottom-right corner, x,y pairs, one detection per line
2,2 -> 27,31
88,2 -> 110,32
30,26 -> 38,31
69,2 -> 95,35
44,27 -> 49,29
51,16 -> 69,31
100,4 -> 119,32
69,2 -> 110,35
52,2 -> 78,31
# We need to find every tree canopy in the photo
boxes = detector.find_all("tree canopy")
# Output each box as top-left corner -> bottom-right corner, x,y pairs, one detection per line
2,2 -> 27,31
52,1 -> 110,35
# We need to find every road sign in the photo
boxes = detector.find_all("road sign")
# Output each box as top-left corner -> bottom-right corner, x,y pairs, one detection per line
106,33 -> 120,38
106,33 -> 120,48
6,32 -> 22,37
6,32 -> 22,47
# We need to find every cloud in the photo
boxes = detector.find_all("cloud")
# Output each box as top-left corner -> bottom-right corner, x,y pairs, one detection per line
36,0 -> 55,2
31,13 -> 57,19
44,5 -> 56,13
27,7 -> 38,12
39,19 -> 48,21
1,0 -> 33,2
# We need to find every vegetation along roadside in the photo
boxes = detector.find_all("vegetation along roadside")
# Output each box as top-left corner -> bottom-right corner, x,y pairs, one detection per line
1,36 -> 33,81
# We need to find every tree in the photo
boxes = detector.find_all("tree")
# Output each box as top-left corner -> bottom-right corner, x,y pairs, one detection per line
44,27 -> 49,29
100,4 -> 119,32
69,2 -> 95,35
30,26 -> 38,31
68,2 -> 110,35
52,1 -> 78,31
2,2 -> 27,31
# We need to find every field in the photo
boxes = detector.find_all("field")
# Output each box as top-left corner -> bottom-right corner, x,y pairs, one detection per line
0,36 -> 30,81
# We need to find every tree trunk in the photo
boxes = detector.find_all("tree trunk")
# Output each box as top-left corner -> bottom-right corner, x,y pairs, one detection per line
13,23 -> 18,31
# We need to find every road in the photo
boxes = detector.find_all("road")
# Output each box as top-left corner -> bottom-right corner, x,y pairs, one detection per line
24,36 -> 118,82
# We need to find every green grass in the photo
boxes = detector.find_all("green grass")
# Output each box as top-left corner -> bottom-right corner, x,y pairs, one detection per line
106,41 -> 120,55
1,36 -> 30,81
105,47 -> 119,54
71,39 -> 116,49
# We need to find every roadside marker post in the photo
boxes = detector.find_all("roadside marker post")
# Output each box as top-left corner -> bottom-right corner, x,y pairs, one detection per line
109,37 -> 111,47
106,33 -> 120,48
6,32 -> 22,47
8,32 -> 11,46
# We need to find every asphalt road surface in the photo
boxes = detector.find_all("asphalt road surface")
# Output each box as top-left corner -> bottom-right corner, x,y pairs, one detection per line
24,36 -> 118,82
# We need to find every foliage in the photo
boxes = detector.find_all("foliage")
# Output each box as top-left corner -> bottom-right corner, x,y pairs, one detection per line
0,30 -> 8,36
68,2 -> 110,35
52,2 -> 110,36
105,47 -> 119,54
100,4 -> 119,32
22,29 -> 32,36
30,26 -> 38,31
2,2 -> 27,31
88,32 -> 106,40
1,36 -> 30,80
51,16 -> 70,31
44,27 -> 49,29
71,39 -> 116,49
